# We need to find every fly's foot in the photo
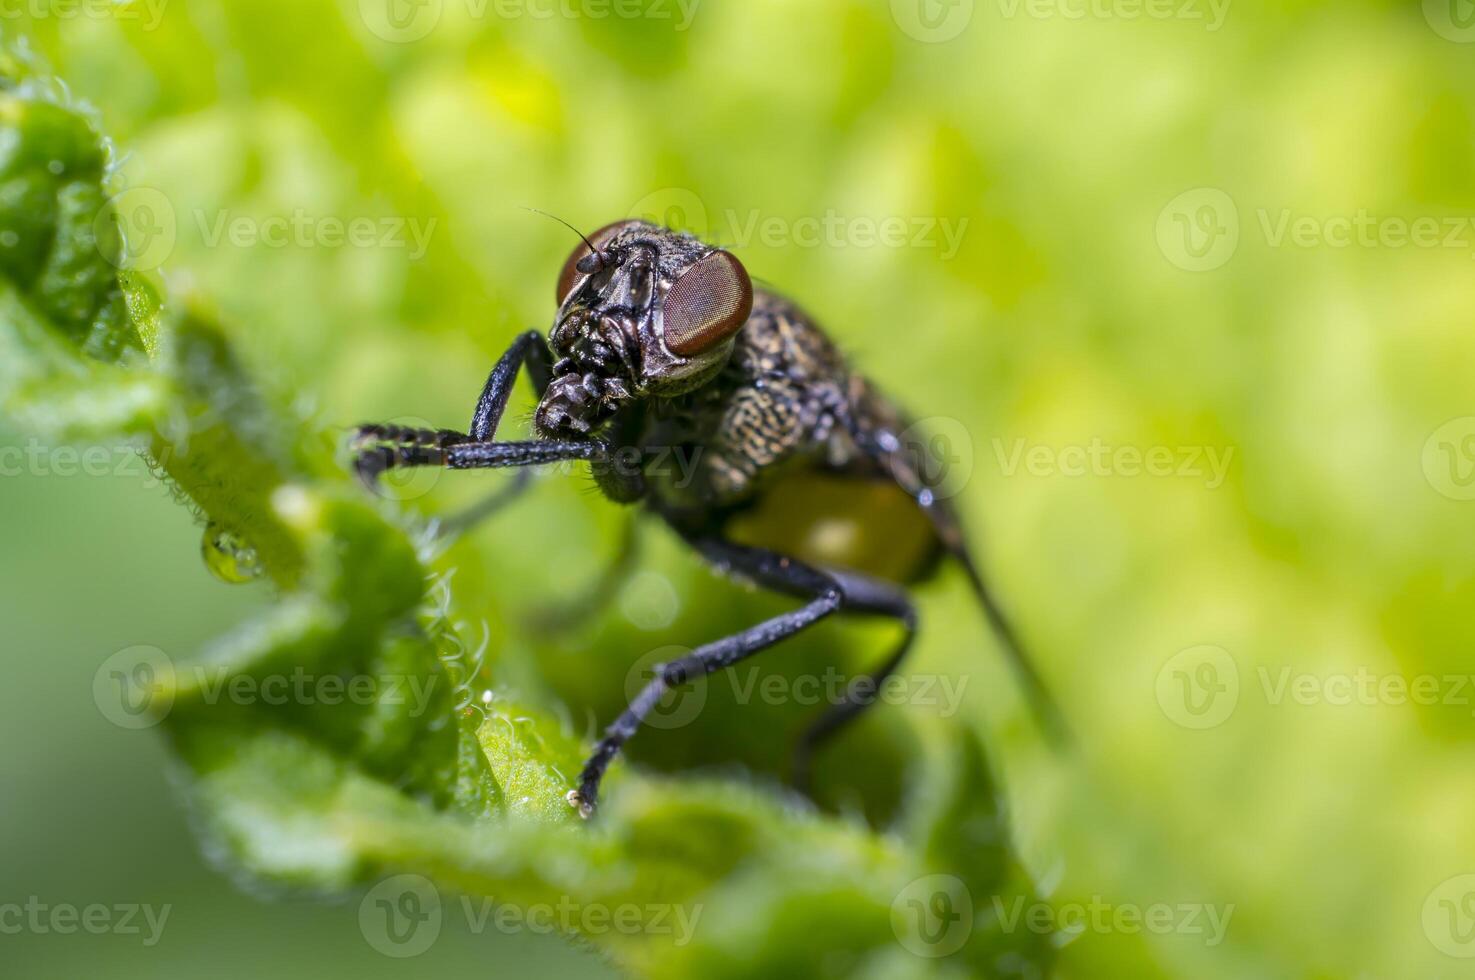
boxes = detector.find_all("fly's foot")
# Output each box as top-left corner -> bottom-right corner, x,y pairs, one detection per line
349,424 -> 465,486
566,788 -> 595,820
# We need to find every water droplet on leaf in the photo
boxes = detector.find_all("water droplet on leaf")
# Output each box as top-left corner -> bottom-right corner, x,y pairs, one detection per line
202,522 -> 262,584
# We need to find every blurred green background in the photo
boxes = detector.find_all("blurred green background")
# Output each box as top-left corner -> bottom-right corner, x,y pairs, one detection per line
6,0 -> 1475,976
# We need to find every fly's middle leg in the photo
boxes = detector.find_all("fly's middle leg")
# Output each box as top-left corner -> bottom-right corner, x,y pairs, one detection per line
568,535 -> 917,817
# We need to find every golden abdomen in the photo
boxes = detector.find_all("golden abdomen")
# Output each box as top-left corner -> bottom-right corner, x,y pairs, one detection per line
722,468 -> 940,583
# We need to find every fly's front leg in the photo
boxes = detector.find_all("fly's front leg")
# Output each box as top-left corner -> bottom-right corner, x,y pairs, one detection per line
350,424 -> 468,485
469,330 -> 552,441
352,330 -> 553,500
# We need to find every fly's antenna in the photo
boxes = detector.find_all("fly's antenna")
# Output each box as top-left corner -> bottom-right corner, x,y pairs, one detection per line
523,207 -> 610,273
523,207 -> 597,254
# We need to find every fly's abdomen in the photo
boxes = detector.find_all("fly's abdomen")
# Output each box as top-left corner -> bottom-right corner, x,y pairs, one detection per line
721,467 -> 942,583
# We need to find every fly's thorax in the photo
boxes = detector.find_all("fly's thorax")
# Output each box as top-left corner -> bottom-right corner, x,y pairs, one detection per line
534,219 -> 754,439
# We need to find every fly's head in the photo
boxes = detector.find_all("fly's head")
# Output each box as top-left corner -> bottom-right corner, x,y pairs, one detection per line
535,219 -> 753,439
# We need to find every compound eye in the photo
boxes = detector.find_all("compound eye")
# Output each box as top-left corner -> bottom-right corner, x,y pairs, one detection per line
661,250 -> 753,357
555,220 -> 640,305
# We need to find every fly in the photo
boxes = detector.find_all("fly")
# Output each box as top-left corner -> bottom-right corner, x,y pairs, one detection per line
351,218 -> 1065,817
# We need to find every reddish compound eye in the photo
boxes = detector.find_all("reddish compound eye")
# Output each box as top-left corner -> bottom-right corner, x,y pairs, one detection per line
556,220 -> 641,305
661,250 -> 753,356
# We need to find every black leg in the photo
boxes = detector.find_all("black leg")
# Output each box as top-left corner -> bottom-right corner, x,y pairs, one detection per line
445,439 -> 605,468
350,424 -> 467,486
351,331 -> 554,519
469,330 -> 552,441
705,550 -> 919,793
568,539 -> 914,817
352,431 -> 610,496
